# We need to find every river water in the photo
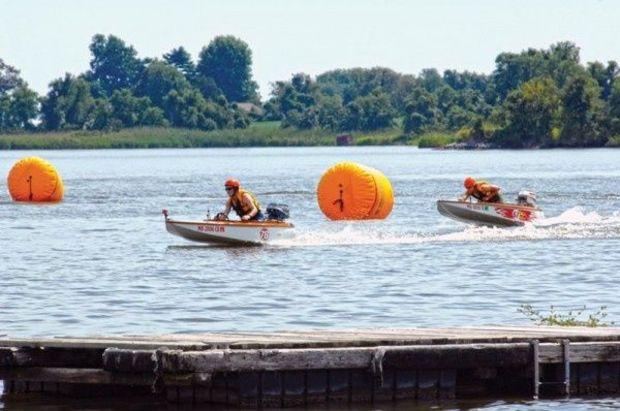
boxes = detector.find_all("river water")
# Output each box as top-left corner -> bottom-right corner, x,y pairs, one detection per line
1,147 -> 619,409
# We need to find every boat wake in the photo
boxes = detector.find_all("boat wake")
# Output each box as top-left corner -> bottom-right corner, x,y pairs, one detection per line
272,207 -> 620,247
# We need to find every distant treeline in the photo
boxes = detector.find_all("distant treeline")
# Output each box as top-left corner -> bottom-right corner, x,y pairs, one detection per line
1,36 -> 620,148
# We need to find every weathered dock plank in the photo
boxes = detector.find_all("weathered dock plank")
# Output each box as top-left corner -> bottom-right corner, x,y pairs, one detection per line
0,367 -> 153,385
20,326 -> 620,349
2,327 -> 620,407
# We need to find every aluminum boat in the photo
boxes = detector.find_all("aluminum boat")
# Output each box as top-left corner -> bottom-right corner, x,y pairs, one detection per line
437,198 -> 543,227
163,209 -> 294,245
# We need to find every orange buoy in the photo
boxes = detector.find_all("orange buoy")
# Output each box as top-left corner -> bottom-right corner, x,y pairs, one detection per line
7,157 -> 64,202
317,161 -> 394,220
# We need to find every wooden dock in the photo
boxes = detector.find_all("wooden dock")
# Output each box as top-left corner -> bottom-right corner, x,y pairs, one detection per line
2,326 -> 620,407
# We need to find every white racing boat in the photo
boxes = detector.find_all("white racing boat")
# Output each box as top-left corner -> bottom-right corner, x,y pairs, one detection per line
163,205 -> 294,245
437,191 -> 543,227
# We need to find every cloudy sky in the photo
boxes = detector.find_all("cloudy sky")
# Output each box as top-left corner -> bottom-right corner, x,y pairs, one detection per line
1,0 -> 619,99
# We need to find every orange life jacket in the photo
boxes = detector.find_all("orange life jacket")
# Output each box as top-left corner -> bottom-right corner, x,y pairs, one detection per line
229,188 -> 261,217
469,181 -> 500,202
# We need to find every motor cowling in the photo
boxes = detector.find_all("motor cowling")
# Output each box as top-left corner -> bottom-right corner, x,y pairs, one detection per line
266,203 -> 290,221
516,190 -> 537,207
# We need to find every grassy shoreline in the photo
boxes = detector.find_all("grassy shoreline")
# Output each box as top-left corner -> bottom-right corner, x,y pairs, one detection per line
0,122 -> 463,150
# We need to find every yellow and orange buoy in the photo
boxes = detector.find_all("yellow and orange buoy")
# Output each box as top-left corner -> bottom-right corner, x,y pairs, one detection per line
7,157 -> 64,202
317,161 -> 393,220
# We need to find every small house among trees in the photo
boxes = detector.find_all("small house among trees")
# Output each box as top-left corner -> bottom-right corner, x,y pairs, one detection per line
336,134 -> 353,146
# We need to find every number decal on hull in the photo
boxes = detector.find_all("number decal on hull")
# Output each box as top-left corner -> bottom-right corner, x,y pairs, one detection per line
197,225 -> 226,233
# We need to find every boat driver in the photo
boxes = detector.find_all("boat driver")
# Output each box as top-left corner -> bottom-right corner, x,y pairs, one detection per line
218,178 -> 264,221
459,177 -> 503,203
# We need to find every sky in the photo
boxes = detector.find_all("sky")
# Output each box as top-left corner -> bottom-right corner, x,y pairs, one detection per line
1,0 -> 620,100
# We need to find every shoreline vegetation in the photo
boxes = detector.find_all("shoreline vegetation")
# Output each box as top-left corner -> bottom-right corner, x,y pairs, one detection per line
2,34 -> 620,149
1,123 -> 618,150
0,122 -> 413,150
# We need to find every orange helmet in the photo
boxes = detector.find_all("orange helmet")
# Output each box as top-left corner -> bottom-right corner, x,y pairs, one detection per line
224,178 -> 240,188
464,176 -> 476,189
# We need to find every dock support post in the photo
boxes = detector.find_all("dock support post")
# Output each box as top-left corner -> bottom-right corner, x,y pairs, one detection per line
531,340 -> 539,400
562,339 -> 571,396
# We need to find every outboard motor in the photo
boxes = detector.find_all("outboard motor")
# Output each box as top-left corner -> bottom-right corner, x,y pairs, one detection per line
516,190 -> 537,207
266,203 -> 290,221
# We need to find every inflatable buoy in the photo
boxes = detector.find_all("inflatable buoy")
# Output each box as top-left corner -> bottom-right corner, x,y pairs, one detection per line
317,161 -> 393,220
7,157 -> 64,202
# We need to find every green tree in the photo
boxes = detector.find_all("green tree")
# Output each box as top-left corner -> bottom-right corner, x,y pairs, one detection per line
163,46 -> 196,80
0,95 -> 10,129
348,91 -> 396,131
493,49 -> 548,101
163,88 -> 233,130
89,99 -> 114,130
392,74 -> 420,111
0,58 -> 24,94
419,68 -> 444,93
197,36 -> 258,102
136,61 -> 190,107
497,77 -> 560,148
317,67 -> 401,104
443,70 -> 488,93
194,75 -> 225,101
87,34 -> 144,96
7,85 -> 39,129
436,86 -> 457,114
559,75 -> 606,146
109,89 -> 166,127
403,88 -> 440,134
317,95 -> 347,130
268,73 -> 319,128
470,117 -> 485,141
0,59 -> 38,131
40,74 -> 96,130
446,106 -> 473,129
608,81 -> 620,136
587,61 -> 619,101
492,42 -> 582,102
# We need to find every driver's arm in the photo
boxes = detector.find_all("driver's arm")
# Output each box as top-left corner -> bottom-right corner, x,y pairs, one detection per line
459,191 -> 470,202
222,198 -> 232,216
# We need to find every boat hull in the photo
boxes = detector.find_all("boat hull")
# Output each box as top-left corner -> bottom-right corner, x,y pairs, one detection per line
165,219 -> 294,245
437,200 -> 541,227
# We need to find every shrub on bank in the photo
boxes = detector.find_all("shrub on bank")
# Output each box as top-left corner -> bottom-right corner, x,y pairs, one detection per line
606,135 -> 620,147
417,133 -> 460,148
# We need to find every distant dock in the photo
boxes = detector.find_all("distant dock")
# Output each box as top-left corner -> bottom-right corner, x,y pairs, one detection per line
2,326 -> 620,407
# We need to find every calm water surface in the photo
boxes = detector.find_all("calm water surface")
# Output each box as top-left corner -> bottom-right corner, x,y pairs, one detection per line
1,147 -> 619,410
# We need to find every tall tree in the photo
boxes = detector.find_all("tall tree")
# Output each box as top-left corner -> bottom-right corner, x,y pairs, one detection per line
498,77 -> 560,148
346,90 -> 396,131
109,89 -> 166,127
316,67 -> 401,104
492,48 -> 548,101
608,81 -> 620,135
587,61 -> 619,101
0,58 -> 24,94
87,34 -> 144,96
0,59 -> 38,130
419,68 -> 444,93
403,88 -> 440,134
162,88 -> 235,130
6,85 -> 39,129
136,61 -> 190,107
559,75 -> 606,146
268,73 -> 318,128
163,47 -> 196,80
40,74 -> 96,130
197,36 -> 258,102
